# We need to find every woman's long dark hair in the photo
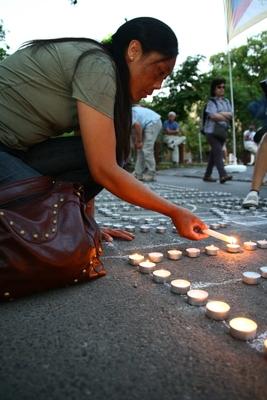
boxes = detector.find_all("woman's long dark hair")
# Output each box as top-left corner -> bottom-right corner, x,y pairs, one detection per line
23,17 -> 178,164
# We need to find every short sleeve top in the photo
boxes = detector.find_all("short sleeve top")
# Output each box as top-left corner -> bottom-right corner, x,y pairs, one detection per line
204,97 -> 232,134
163,120 -> 179,132
0,41 -> 116,150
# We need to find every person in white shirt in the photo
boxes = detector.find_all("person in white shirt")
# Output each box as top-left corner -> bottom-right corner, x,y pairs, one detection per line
243,124 -> 258,155
132,105 -> 162,182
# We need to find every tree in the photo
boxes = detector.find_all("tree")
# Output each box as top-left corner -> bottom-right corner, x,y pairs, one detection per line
0,20 -> 9,61
209,30 -> 267,157
151,30 -> 267,161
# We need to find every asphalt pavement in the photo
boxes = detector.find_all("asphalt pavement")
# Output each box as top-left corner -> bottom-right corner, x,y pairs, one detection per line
1,165 -> 267,400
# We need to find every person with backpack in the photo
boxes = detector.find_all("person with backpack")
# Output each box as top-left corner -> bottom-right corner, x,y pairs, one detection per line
202,77 -> 233,184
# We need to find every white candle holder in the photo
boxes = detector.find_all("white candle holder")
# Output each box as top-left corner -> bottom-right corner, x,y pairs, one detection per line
148,252 -> 164,263
153,269 -> 171,283
260,266 -> 267,278
187,289 -> 209,306
170,279 -> 191,295
167,249 -> 182,260
185,248 -> 200,258
257,239 -> 267,249
156,226 -> 166,234
128,253 -> 145,266
140,225 -> 150,233
158,218 -> 168,225
210,223 -> 220,230
138,260 -> 156,274
113,223 -> 123,229
242,271 -> 261,285
205,245 -> 219,256
229,317 -> 257,341
205,300 -> 230,320
144,218 -> 153,224
243,241 -> 257,251
226,243 -> 241,253
124,225 -> 135,233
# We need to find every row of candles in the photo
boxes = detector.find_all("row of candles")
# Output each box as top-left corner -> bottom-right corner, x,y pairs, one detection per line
128,253 -> 267,348
129,240 -> 267,263
128,228 -> 267,351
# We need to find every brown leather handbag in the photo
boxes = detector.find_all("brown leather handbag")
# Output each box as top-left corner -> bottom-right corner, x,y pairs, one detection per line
0,176 -> 106,301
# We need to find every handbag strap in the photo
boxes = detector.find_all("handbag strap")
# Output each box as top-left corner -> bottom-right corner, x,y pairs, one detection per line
0,176 -> 53,206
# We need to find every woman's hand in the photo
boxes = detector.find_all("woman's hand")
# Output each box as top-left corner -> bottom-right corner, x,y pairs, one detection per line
171,207 -> 208,240
101,228 -> 135,242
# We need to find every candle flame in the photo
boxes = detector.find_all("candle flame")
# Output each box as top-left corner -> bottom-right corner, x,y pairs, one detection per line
229,237 -> 237,244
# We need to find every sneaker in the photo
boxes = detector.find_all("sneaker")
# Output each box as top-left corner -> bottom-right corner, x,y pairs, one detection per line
143,174 -> 156,182
220,175 -> 233,184
133,172 -> 143,181
242,191 -> 259,208
203,176 -> 217,182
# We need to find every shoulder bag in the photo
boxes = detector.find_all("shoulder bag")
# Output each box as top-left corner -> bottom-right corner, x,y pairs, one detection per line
213,122 -> 228,141
0,176 -> 106,301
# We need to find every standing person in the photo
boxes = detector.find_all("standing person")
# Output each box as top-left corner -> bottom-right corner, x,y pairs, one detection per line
242,130 -> 267,208
132,105 -> 162,182
202,78 -> 233,183
162,111 -> 186,165
0,17 -> 208,244
243,79 -> 267,208
243,124 -> 258,154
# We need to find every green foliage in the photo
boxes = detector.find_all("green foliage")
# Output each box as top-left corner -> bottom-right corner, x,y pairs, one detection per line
151,30 -> 267,162
0,20 -> 9,61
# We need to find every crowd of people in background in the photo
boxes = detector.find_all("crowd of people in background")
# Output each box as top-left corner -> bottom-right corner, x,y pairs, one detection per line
129,77 -> 267,210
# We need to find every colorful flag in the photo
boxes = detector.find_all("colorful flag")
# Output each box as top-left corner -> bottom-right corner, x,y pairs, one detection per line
224,0 -> 267,41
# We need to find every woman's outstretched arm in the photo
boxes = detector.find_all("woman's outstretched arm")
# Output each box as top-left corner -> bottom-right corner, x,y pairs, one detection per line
78,101 -> 208,240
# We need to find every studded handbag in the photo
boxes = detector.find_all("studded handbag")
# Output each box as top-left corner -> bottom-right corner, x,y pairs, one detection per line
0,176 -> 106,301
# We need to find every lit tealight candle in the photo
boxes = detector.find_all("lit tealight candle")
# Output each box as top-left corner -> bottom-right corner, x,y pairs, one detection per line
205,300 -> 230,320
138,260 -> 156,274
148,252 -> 164,263
171,279 -> 191,295
229,317 -> 257,340
185,248 -> 200,258
226,243 -> 241,253
128,253 -> 145,266
167,249 -> 182,260
242,271 -> 261,285
153,269 -> 171,283
264,339 -> 267,356
260,266 -> 267,278
205,244 -> 219,256
243,241 -> 257,251
187,289 -> 209,306
257,239 -> 267,249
